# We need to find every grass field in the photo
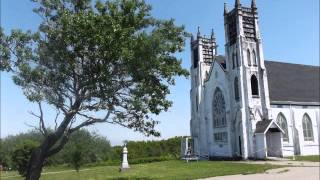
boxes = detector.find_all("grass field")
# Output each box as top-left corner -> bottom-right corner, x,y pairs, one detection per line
0,160 -> 280,180
289,155 -> 320,162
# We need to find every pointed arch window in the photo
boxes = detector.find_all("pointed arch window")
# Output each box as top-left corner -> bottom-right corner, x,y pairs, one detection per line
193,48 -> 199,68
213,88 -> 226,127
247,49 -> 251,66
251,75 -> 259,96
276,113 -> 289,142
232,52 -> 235,69
234,77 -> 239,101
302,114 -> 314,141
235,53 -> 239,67
252,50 -> 257,66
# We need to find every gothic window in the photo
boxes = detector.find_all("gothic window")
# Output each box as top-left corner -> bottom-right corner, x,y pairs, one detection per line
252,50 -> 257,66
251,75 -> 259,96
276,113 -> 289,142
214,132 -> 228,142
196,94 -> 199,111
232,52 -> 235,69
234,77 -> 239,101
236,53 -> 239,67
247,49 -> 252,66
302,114 -> 314,141
213,88 -> 226,127
193,48 -> 199,68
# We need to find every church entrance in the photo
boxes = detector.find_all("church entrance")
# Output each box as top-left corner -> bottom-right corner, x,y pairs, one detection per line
266,129 -> 282,157
255,120 -> 284,159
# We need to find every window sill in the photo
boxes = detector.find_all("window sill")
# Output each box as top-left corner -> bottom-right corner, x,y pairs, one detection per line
252,95 -> 260,98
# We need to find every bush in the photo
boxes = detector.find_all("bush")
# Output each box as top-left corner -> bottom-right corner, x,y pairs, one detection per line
70,145 -> 84,172
12,140 -> 39,177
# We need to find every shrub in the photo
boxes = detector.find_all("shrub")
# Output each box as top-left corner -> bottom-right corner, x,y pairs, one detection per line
69,144 -> 85,172
12,140 -> 39,177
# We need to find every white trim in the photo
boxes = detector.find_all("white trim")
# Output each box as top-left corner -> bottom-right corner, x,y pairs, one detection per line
263,120 -> 285,134
271,101 -> 320,106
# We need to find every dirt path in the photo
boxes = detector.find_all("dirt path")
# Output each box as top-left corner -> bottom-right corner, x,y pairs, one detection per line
237,160 -> 320,167
202,161 -> 320,180
201,167 -> 319,180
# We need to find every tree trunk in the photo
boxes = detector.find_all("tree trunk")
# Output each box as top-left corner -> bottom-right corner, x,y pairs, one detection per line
25,110 -> 77,179
25,147 -> 47,180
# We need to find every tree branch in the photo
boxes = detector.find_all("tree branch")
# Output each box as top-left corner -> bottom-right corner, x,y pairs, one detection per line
54,109 -> 60,130
46,133 -> 70,157
70,110 -> 112,133
24,122 -> 45,136
28,102 -> 48,136
38,102 -> 48,135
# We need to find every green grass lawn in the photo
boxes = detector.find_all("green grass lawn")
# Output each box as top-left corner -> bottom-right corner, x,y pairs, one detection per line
289,155 -> 320,162
1,160 -> 280,180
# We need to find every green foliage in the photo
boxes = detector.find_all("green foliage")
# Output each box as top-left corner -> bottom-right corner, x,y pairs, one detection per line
111,137 -> 182,161
69,144 -> 84,172
0,130 -> 111,168
49,130 -> 112,166
12,140 -> 39,177
1,131 -> 182,169
0,131 -> 43,169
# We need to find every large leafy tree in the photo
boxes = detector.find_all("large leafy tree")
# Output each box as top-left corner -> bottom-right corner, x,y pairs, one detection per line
0,0 -> 189,179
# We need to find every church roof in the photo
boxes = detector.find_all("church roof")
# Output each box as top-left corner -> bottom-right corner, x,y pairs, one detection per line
255,119 -> 284,134
255,120 -> 272,133
265,61 -> 320,104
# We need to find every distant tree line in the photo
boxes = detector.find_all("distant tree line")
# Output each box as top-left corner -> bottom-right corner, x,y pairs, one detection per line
112,137 -> 181,161
0,130 -> 182,172
0,130 -> 111,170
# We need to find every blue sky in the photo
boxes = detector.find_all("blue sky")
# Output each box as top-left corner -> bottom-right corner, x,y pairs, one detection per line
1,0 -> 319,145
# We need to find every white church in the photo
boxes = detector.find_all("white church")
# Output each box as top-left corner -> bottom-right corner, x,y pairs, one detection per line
189,0 -> 320,159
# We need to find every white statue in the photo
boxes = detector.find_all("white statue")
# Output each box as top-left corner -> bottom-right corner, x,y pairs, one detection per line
120,143 -> 130,171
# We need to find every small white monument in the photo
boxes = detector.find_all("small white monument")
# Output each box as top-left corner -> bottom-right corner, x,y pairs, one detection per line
120,143 -> 130,171
181,136 -> 199,162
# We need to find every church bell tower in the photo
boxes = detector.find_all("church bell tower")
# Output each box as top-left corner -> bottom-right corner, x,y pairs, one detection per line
224,0 -> 271,159
190,28 -> 218,156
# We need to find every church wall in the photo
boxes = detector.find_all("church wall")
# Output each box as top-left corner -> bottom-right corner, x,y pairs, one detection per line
255,133 -> 266,159
270,107 -> 295,156
225,43 -> 244,158
203,63 -> 232,157
271,105 -> 320,156
293,107 -> 319,155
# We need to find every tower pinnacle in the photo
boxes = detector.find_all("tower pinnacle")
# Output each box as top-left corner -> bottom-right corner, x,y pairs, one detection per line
211,29 -> 215,39
224,2 -> 228,15
235,0 -> 241,7
251,0 -> 257,8
197,26 -> 201,37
